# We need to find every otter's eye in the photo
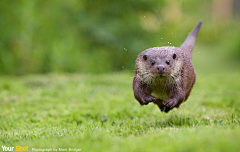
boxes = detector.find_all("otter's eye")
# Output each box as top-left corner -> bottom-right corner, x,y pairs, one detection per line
151,60 -> 155,66
143,55 -> 147,61
173,54 -> 177,59
166,60 -> 170,65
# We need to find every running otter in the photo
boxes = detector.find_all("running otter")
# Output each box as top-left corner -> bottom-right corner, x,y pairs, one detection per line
133,21 -> 202,113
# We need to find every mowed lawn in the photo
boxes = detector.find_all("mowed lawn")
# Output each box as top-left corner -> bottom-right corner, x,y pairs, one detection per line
0,71 -> 240,152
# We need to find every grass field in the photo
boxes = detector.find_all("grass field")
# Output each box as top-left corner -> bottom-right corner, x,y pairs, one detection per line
0,70 -> 239,152
0,44 -> 239,152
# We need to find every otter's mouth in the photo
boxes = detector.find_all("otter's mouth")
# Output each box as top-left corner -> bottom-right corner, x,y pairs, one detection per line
159,74 -> 165,78
151,73 -> 167,78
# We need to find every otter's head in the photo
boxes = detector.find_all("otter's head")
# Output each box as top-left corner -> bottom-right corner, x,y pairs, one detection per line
136,47 -> 183,83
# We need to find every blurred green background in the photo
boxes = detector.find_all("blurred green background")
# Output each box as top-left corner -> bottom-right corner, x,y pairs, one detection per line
1,1 -> 240,150
0,0 -> 239,75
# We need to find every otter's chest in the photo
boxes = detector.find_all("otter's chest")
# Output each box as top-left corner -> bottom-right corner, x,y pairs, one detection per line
151,89 -> 169,100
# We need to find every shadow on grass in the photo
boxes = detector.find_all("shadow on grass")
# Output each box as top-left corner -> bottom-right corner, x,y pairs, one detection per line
146,113 -> 231,128
151,114 -> 200,128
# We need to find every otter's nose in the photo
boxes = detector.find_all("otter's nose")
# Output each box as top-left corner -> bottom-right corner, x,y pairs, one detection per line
157,66 -> 165,72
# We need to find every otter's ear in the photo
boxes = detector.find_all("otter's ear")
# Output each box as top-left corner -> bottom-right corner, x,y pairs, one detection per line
143,55 -> 147,61
173,54 -> 177,60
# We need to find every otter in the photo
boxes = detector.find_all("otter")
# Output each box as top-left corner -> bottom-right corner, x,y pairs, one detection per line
133,21 -> 202,113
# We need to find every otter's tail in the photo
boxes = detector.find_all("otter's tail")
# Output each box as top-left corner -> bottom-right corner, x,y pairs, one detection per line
180,20 -> 202,59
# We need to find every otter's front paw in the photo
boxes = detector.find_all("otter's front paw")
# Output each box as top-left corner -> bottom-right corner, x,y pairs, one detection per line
141,96 -> 157,105
163,98 -> 177,109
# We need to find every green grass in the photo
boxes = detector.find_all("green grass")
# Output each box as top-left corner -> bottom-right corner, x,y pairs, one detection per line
0,71 -> 240,152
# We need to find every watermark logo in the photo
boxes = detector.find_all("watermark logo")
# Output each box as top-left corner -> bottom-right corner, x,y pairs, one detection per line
16,146 -> 28,151
2,146 -> 14,151
2,146 -> 80,152
1,146 -> 28,151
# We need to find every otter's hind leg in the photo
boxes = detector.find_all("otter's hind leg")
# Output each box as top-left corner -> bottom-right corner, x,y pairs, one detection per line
153,99 -> 170,112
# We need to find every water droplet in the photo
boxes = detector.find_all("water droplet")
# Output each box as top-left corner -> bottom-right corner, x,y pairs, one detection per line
161,38 -> 163,39
144,16 -> 145,18
170,43 -> 172,44
122,66 -> 124,68
124,48 -> 127,51
165,27 -> 166,28
168,42 -> 169,44
198,52 -> 200,53
172,33 -> 173,34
